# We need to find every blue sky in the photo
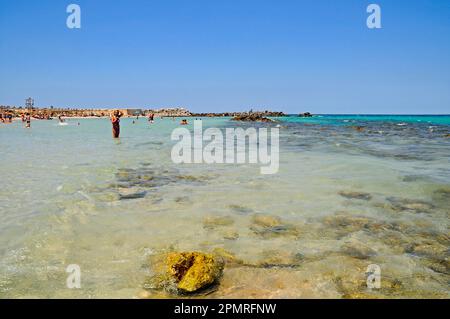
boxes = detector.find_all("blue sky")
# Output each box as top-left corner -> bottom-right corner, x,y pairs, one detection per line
0,0 -> 449,114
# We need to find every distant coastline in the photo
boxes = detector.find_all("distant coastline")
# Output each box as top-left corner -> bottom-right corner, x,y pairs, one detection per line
1,105 -> 448,120
0,105 -> 286,119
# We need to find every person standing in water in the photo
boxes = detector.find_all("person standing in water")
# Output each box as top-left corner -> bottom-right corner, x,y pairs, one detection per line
25,113 -> 31,128
110,110 -> 123,138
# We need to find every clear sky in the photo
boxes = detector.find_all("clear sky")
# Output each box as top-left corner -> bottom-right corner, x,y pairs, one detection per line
0,0 -> 449,114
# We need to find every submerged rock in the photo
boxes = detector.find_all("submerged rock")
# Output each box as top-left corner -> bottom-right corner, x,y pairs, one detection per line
252,214 -> 282,228
401,175 -> 425,182
386,197 -> 435,214
110,167 -> 209,194
212,248 -> 244,266
118,188 -> 147,200
256,250 -> 305,268
209,267 -> 342,298
373,229 -> 411,253
166,252 -> 224,293
250,214 -> 299,238
203,216 -> 234,230
432,186 -> 450,202
174,196 -> 190,203
404,240 -> 448,260
426,258 -> 450,275
341,240 -> 377,259
339,191 -> 372,201
321,213 -> 389,238
351,126 -> 365,132
221,230 -> 240,240
229,204 -> 253,214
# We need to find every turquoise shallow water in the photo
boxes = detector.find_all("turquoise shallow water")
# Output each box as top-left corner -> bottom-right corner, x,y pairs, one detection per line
285,114 -> 450,126
0,115 -> 449,298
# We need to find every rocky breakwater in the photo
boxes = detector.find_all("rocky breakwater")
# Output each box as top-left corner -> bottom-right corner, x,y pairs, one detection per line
231,113 -> 277,123
146,108 -> 191,117
192,111 -> 285,118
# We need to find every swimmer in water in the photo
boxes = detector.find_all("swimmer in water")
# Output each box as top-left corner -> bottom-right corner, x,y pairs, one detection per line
58,115 -> 65,123
180,119 -> 188,125
110,110 -> 123,138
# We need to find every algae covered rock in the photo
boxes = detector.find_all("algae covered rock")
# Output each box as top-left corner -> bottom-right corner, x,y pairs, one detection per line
166,252 -> 224,293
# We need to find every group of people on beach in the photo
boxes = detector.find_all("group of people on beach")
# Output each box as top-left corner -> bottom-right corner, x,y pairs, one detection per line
0,112 -> 13,123
109,110 -> 189,138
2,109 -> 189,138
1,112 -> 30,127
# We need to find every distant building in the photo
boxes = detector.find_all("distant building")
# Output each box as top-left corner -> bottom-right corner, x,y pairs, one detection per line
25,97 -> 34,109
122,109 -> 143,116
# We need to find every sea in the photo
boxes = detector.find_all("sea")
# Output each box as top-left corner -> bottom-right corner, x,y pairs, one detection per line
0,114 -> 449,298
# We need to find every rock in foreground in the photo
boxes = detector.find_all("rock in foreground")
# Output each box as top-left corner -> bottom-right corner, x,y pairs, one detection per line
166,252 -> 224,293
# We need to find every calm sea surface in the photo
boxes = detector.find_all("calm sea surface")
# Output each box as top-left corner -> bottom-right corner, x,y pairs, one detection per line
0,115 -> 449,298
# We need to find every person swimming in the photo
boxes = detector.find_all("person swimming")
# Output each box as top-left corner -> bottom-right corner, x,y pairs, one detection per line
180,119 -> 188,125
58,115 -> 65,123
110,110 -> 123,138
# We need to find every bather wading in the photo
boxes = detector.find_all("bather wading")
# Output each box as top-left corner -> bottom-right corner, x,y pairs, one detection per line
110,110 -> 123,138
